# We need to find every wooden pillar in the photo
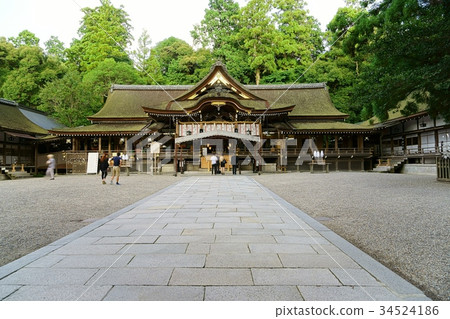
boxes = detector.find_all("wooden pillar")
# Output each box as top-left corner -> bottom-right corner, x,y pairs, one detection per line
316,135 -> 323,150
98,137 -> 102,152
108,136 -> 111,155
174,143 -> 179,176
334,135 -> 339,152
357,135 -> 364,151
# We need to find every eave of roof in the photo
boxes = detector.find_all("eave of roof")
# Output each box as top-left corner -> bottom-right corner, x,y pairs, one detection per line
282,121 -> 373,134
49,123 -> 154,136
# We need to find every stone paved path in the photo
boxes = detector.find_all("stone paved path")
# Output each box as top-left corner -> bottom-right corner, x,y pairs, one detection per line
0,176 -> 429,301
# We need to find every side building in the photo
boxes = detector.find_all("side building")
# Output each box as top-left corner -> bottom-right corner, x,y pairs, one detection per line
0,98 -> 65,178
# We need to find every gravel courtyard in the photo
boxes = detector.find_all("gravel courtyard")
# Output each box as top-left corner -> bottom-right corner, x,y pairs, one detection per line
0,171 -> 448,300
255,172 -> 449,301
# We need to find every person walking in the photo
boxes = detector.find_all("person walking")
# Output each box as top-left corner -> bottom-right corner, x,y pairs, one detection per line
210,154 -> 218,175
231,153 -> 237,175
110,152 -> 122,185
98,153 -> 109,184
220,156 -> 227,175
46,154 -> 55,180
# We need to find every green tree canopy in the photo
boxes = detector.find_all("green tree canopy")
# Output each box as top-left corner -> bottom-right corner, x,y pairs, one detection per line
39,69 -> 94,127
1,45 -> 64,107
8,30 -> 40,47
66,0 -> 133,72
353,0 -> 450,122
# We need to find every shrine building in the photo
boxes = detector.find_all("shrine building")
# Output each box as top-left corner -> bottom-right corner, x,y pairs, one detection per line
49,62 -> 374,173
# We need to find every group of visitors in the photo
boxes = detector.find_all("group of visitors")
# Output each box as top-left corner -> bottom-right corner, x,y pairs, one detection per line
98,152 -> 122,185
46,152 -> 122,184
210,154 -> 238,175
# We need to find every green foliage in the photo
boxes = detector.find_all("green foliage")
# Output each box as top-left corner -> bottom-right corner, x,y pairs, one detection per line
8,30 -> 40,47
352,0 -> 450,122
82,58 -> 144,109
1,45 -> 64,107
39,69 -> 93,127
235,0 -> 279,85
44,36 -> 67,62
66,0 -> 133,72
2,0 -> 447,127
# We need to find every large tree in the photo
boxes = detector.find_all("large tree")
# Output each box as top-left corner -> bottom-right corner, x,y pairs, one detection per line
236,0 -> 279,84
39,69 -> 94,127
191,0 -> 251,83
354,0 -> 450,122
66,0 -> 133,72
272,0 -> 323,70
1,44 -> 64,107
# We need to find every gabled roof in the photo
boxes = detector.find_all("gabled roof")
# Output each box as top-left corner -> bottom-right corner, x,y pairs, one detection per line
175,62 -> 263,101
87,62 -> 348,122
0,99 -> 49,135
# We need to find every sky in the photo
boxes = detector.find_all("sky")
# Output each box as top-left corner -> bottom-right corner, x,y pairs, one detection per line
0,0 -> 346,49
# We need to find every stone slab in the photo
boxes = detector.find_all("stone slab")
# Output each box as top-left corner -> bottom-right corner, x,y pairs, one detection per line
252,268 -> 341,286
205,286 -> 303,301
104,286 -> 205,301
206,254 -> 282,268
128,254 -> 206,268
169,268 -> 253,286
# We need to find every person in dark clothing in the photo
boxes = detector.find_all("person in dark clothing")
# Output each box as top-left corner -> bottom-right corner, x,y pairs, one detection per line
231,154 -> 237,175
110,152 -> 122,185
98,153 -> 109,184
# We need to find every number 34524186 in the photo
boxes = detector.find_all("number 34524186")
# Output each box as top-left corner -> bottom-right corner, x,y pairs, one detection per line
379,305 -> 439,316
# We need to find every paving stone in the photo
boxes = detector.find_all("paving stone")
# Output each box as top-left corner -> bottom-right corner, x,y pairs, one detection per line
209,243 -> 250,254
231,228 -> 283,236
215,235 -> 276,243
155,217 -> 198,224
128,254 -> 206,268
117,243 -> 187,254
249,243 -> 317,254
279,253 -> 361,268
104,286 -> 205,301
206,254 -> 281,268
25,255 -> 65,268
165,223 -> 213,229
241,217 -> 283,223
155,235 -> 215,244
196,217 -> 242,223
0,285 -> 20,300
84,229 -> 136,237
169,268 -> 253,286
205,286 -> 303,301
86,267 -> 173,286
214,223 -> 263,229
94,236 -> 158,245
298,285 -> 402,301
53,255 -> 133,268
182,228 -> 231,236
51,244 -> 125,255
186,243 -> 211,254
274,235 -> 329,245
0,268 -> 98,285
330,268 -> 383,286
252,268 -> 341,286
281,229 -> 322,237
216,212 -> 257,217
4,285 -> 111,301
311,244 -> 344,254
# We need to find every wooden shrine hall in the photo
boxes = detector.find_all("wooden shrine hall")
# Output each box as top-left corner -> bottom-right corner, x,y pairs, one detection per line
50,62 -> 374,173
